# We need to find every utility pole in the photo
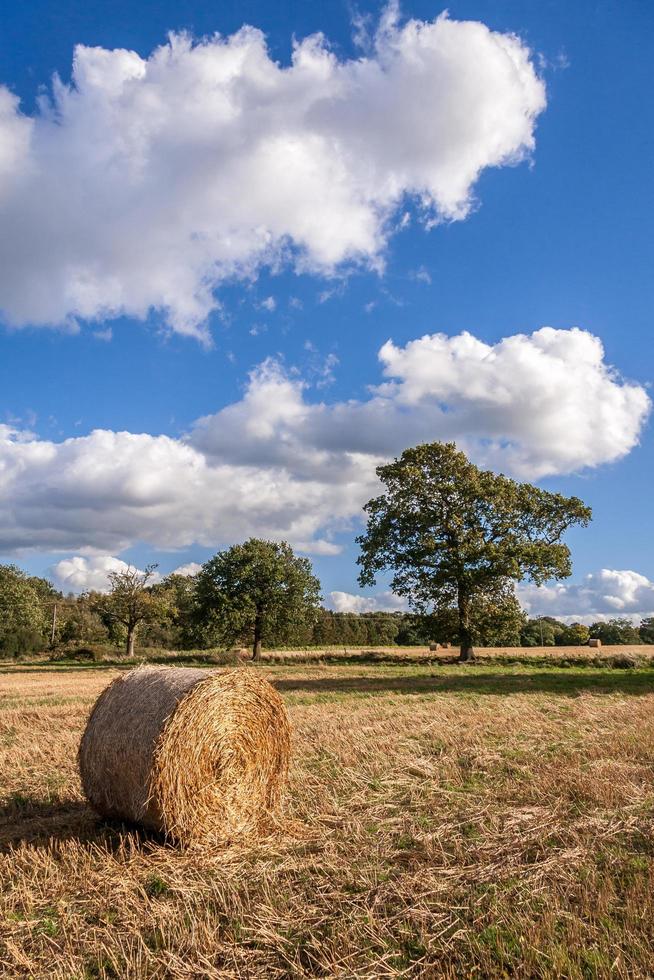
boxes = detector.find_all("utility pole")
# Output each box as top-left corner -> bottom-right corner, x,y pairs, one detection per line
50,602 -> 57,646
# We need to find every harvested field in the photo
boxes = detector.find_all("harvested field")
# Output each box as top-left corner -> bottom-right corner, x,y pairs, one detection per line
2,655 -> 654,977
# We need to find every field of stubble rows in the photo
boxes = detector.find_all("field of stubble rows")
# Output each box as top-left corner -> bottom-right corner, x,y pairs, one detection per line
2,649 -> 654,978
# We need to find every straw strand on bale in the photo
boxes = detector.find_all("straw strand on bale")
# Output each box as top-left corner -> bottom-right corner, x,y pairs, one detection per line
78,665 -> 290,846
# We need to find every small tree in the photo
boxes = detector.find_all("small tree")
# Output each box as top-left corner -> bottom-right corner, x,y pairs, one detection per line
194,539 -> 322,660
92,564 -> 167,657
357,442 -> 592,662
556,622 -> 590,646
145,572 -> 200,649
58,594 -> 110,646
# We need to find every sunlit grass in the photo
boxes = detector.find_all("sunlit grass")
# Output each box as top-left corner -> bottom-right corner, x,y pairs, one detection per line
2,658 -> 654,977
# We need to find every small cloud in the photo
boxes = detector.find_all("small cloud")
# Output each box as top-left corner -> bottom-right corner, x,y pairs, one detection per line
410,265 -> 432,285
295,540 -> 342,556
316,352 -> 339,389
259,296 -> 276,312
289,296 -> 303,311
170,561 -> 203,577
538,49 -> 570,72
249,323 -> 268,337
328,590 -> 409,612
3,409 -> 37,432
302,341 -> 339,388
364,301 -> 376,314
93,327 -> 113,342
351,8 -> 373,51
317,282 -> 347,305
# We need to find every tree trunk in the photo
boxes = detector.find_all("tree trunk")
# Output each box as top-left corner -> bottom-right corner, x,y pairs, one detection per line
252,614 -> 262,661
457,589 -> 475,663
126,626 -> 136,658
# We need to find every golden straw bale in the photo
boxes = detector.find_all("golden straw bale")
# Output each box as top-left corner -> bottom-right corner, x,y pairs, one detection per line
78,665 -> 290,845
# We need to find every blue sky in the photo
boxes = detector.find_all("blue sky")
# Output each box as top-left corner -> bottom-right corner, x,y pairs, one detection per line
0,0 -> 652,619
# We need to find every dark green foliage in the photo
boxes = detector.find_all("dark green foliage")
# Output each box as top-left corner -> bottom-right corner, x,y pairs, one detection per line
311,610 -> 403,646
91,564 -> 169,657
193,539 -> 322,659
145,572 -> 200,648
589,618 -> 642,645
0,564 -> 56,655
395,614 -> 430,646
556,622 -> 590,646
0,627 -> 44,658
521,617 -> 568,647
58,595 -> 109,645
640,618 -> 654,644
357,442 -> 591,661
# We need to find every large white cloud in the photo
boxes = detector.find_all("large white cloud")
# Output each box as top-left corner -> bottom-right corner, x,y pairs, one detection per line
192,327 -> 650,479
0,10 -> 545,338
518,569 -> 654,624
50,555 -> 159,593
0,326 -> 648,556
50,555 -> 197,592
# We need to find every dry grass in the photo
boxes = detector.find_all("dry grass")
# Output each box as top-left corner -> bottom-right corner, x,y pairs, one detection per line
2,658 -> 654,977
260,644 -> 654,666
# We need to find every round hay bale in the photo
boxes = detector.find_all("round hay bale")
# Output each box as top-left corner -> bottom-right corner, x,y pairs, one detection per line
78,665 -> 290,845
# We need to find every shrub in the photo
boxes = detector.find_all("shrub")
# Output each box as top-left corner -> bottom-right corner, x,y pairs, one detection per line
0,628 -> 44,659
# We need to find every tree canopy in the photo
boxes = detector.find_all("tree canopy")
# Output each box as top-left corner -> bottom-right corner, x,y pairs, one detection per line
91,564 -> 168,657
357,442 -> 592,661
194,539 -> 322,659
640,618 -> 654,644
0,564 -> 52,657
588,618 -> 641,646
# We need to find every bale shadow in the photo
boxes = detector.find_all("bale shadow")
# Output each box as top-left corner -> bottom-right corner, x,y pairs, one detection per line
274,669 -> 654,699
0,796 -> 164,853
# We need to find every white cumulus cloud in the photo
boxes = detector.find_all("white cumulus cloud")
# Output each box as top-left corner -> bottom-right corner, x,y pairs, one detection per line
50,555 -> 159,593
0,10 -> 545,338
192,327 -> 650,480
328,590 -> 409,613
0,326 -> 648,557
518,569 -> 654,624
169,561 -> 203,577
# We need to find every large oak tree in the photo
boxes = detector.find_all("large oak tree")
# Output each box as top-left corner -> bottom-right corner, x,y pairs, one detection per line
357,442 -> 592,662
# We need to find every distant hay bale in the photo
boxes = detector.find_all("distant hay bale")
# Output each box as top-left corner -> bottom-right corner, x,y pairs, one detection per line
588,638 -> 602,648
78,665 -> 290,846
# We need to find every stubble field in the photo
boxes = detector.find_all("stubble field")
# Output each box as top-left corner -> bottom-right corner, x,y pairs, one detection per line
2,651 -> 654,978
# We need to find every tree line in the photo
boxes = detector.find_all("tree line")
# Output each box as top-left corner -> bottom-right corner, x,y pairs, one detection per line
1,556 -> 651,661
1,443 -> 651,661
